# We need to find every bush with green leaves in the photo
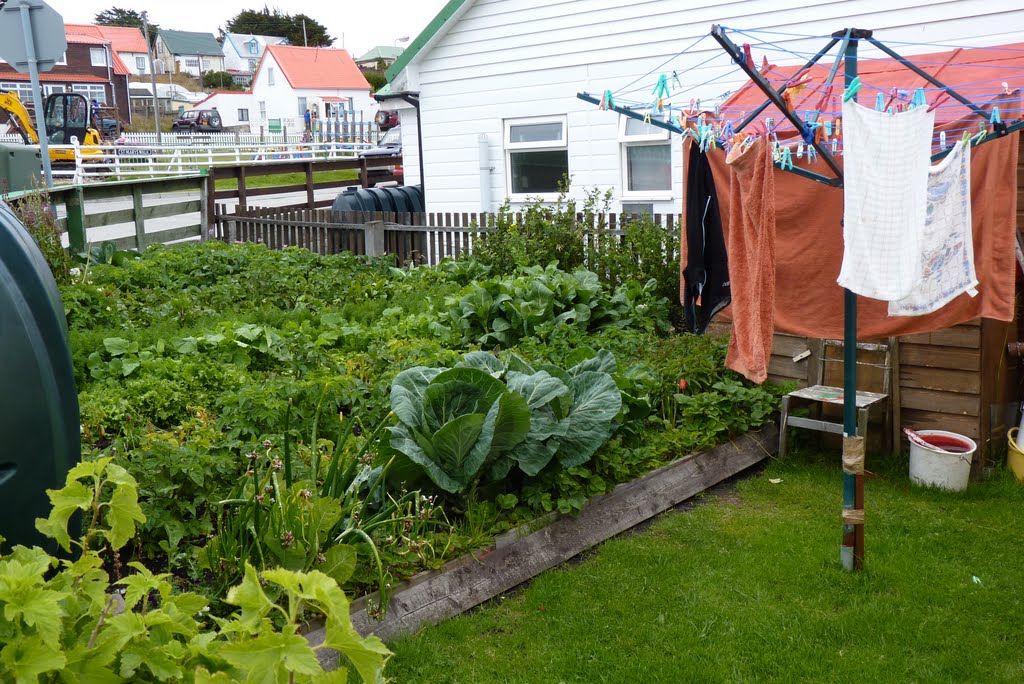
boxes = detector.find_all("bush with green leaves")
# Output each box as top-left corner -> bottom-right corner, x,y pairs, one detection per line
0,457 -> 389,682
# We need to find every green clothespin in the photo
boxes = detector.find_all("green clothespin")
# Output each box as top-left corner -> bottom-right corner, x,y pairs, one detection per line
652,74 -> 671,100
605,89 -> 615,110
843,77 -> 861,102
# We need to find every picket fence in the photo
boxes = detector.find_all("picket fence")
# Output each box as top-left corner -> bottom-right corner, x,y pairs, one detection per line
211,205 -> 681,268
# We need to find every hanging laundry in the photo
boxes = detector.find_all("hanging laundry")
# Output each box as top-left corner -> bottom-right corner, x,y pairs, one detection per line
837,100 -> 935,300
888,140 -> 976,316
682,140 -> 730,334
722,137 -> 776,384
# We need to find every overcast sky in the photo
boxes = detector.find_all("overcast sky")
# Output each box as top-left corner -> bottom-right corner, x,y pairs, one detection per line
49,0 -> 450,59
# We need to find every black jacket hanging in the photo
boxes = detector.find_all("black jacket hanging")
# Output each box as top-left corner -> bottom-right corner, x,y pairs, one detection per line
683,143 -> 730,334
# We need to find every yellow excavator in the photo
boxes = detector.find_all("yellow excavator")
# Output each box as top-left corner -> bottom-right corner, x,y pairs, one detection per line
0,91 -> 104,166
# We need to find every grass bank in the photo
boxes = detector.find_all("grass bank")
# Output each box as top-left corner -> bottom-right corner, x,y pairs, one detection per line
386,452 -> 1024,682
214,169 -> 359,191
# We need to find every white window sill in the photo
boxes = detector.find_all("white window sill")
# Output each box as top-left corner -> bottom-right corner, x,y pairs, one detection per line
621,192 -> 674,201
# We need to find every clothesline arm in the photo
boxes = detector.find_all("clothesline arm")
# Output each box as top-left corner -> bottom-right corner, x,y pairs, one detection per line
575,92 -> 685,135
710,23 -> 844,182
866,38 -> 1010,136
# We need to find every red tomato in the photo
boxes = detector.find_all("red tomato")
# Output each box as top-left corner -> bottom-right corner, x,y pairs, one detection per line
678,379 -> 688,391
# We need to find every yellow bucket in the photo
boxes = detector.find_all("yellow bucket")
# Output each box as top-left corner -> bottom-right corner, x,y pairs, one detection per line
1007,428 -> 1024,481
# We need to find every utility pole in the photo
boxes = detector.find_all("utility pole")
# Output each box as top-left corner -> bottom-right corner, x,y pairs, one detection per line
141,11 -> 160,144
302,19 -> 307,47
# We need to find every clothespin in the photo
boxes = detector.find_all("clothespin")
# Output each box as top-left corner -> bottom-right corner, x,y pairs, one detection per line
741,43 -> 753,67
939,130 -> 947,150
831,139 -> 839,154
604,89 -> 616,110
652,74 -> 671,101
927,91 -> 951,113
780,146 -> 794,170
1003,82 -> 1012,95
684,98 -> 698,116
723,120 -> 735,139
911,88 -> 927,109
598,91 -> 607,110
875,93 -> 886,111
672,71 -> 682,89
807,143 -> 817,163
765,117 -> 775,132
644,110 -> 652,124
973,121 -> 988,144
991,107 -> 1001,125
796,142 -> 805,158
835,117 -> 841,136
961,129 -> 972,146
842,77 -> 862,102
824,120 -> 832,137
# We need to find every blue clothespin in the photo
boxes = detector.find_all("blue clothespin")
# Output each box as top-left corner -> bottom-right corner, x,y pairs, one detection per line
842,77 -> 862,102
807,144 -> 817,163
991,106 -> 1001,125
824,120 -> 832,137
875,93 -> 886,111
912,88 -> 927,109
723,120 -> 735,139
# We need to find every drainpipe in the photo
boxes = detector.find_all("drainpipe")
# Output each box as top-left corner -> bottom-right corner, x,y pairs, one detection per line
478,133 -> 491,214
400,93 -> 424,204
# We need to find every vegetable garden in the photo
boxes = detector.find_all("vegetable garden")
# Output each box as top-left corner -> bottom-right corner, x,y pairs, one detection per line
2,195 -> 785,681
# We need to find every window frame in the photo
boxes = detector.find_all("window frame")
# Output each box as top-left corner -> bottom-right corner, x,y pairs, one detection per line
135,55 -> 146,71
503,114 -> 569,199
618,115 -> 673,200
90,47 -> 108,67
238,108 -> 249,122
267,67 -> 275,86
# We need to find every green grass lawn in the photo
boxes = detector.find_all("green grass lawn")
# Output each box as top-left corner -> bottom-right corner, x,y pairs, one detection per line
215,169 -> 359,191
385,452 -> 1024,683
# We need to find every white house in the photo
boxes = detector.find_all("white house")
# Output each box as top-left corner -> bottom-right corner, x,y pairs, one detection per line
155,30 -> 225,77
222,33 -> 288,84
65,24 -> 151,75
191,45 -> 375,132
383,0 -> 1024,215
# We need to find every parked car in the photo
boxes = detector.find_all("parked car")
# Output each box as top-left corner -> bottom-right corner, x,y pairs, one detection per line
359,125 -> 403,182
374,109 -> 399,130
171,109 -> 223,132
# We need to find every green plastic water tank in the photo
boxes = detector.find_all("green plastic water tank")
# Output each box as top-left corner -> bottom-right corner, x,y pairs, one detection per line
0,200 -> 80,550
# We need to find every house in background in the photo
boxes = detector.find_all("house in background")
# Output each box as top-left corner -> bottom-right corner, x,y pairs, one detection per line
130,83 -> 206,116
383,0 -> 1024,215
0,28 -> 131,124
354,46 -> 404,71
155,30 -> 225,77
65,24 -> 151,76
222,33 -> 288,86
198,45 -> 375,131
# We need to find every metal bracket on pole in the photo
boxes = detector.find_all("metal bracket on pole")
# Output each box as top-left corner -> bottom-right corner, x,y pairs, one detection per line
13,0 -> 53,187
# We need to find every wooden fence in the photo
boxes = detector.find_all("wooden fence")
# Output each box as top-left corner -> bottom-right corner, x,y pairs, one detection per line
211,205 -> 680,267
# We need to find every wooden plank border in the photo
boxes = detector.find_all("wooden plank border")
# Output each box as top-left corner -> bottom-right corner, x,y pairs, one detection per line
307,423 -> 777,665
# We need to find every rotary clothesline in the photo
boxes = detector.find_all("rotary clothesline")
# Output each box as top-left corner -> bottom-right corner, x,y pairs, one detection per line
578,25 -> 1023,573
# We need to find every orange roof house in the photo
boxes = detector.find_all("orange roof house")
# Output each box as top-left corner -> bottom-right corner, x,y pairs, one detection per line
64,24 -> 151,75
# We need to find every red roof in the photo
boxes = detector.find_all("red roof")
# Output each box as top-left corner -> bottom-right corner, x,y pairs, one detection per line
65,24 -> 148,53
721,42 -> 1024,134
264,45 -> 370,90
62,27 -> 131,75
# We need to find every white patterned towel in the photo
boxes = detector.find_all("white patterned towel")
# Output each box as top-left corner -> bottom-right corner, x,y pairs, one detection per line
888,140 -> 976,316
837,100 -> 935,300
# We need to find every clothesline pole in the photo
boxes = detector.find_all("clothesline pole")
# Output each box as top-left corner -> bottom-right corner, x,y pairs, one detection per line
839,28 -> 869,573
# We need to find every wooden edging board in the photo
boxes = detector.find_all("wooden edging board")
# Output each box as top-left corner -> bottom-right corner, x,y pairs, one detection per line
307,423 -> 779,667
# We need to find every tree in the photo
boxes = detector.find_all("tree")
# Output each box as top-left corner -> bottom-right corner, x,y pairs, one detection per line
94,8 -> 159,43
202,71 -> 246,91
223,7 -> 333,47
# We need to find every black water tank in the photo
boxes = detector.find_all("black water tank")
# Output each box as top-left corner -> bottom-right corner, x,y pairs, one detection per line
0,200 -> 80,549
332,185 -> 424,219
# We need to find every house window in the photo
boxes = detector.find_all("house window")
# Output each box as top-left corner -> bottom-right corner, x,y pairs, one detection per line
297,97 -> 307,116
90,47 -> 109,67
248,41 -> 259,55
621,202 -> 655,218
503,115 -> 569,196
248,59 -> 257,71
72,84 -> 107,105
258,101 -> 266,119
1,82 -> 32,102
618,116 -> 671,196
185,58 -> 200,69
238,108 -> 249,122
136,56 -> 146,71
43,85 -> 66,97
267,67 -> 275,86
55,52 -> 66,66
202,58 -> 211,71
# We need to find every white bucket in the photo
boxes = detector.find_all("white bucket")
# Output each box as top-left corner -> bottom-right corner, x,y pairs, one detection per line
908,430 -> 976,491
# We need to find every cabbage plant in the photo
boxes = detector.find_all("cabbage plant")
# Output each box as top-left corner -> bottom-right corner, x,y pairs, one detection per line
387,351 -> 622,493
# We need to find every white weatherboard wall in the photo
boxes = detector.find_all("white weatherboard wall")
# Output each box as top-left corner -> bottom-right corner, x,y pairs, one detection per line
398,0 -> 1024,215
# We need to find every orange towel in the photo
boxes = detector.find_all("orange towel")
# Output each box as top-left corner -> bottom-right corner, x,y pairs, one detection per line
723,138 -> 776,383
